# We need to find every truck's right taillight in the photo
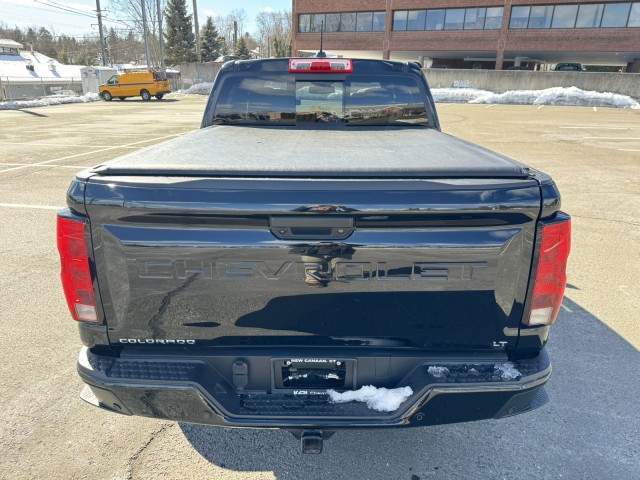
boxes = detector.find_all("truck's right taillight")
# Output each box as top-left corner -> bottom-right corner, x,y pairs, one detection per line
57,214 -> 98,322
526,215 -> 571,326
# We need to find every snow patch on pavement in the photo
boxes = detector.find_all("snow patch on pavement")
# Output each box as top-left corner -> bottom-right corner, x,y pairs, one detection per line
0,92 -> 100,110
327,385 -> 413,412
432,86 -> 640,109
494,363 -> 521,381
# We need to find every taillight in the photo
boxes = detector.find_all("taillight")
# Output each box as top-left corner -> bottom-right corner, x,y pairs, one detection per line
289,58 -> 353,73
57,215 -> 98,322
526,216 -> 571,326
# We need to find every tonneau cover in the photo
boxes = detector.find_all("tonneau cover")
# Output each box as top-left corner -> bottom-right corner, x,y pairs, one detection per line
93,126 -> 531,179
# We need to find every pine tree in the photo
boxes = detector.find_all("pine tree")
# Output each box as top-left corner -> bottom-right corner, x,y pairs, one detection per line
200,17 -> 224,62
234,36 -> 250,59
164,0 -> 196,65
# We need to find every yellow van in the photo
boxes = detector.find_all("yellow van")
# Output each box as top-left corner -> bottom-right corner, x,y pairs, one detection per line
99,70 -> 170,101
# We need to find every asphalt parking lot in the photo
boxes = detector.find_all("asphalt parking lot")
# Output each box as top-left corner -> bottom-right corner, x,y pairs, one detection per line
0,97 -> 638,479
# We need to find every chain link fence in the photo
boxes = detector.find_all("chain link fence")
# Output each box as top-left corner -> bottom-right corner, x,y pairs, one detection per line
0,77 -> 84,102
169,63 -> 223,92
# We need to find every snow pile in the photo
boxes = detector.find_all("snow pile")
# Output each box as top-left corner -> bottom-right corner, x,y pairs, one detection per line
168,82 -> 214,96
427,366 -> 450,378
494,363 -> 521,381
327,385 -> 413,412
432,86 -> 640,109
0,92 -> 100,110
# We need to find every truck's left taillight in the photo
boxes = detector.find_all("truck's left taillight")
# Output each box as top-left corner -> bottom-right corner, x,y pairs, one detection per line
526,214 -> 571,327
57,214 -> 98,322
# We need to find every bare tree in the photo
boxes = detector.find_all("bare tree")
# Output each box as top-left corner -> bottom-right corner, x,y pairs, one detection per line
108,0 -> 165,66
254,9 -> 291,58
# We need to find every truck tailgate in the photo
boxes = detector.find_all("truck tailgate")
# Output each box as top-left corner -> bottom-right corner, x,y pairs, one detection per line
85,176 -> 540,350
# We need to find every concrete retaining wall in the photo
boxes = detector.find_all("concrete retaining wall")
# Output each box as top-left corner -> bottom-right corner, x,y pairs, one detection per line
423,69 -> 640,100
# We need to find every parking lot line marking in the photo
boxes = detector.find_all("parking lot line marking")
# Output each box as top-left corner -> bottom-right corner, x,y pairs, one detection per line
0,142 -> 140,149
560,126 -> 631,130
536,105 -> 545,110
483,104 -> 495,109
23,131 -> 190,137
618,148 -> 640,152
583,137 -> 640,140
0,132 -> 192,174
0,203 -> 63,210
0,163 -> 89,169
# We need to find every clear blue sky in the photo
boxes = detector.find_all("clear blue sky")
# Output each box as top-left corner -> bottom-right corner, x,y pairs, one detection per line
0,0 -> 292,38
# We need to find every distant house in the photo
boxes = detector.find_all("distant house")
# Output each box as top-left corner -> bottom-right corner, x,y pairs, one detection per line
0,39 -> 84,101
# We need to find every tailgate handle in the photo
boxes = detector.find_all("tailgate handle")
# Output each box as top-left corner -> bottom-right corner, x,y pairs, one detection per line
270,216 -> 354,240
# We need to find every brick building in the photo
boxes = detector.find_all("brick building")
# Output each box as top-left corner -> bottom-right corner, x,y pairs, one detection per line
292,1 -> 640,71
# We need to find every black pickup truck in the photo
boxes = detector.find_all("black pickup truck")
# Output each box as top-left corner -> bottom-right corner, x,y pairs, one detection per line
58,58 -> 570,453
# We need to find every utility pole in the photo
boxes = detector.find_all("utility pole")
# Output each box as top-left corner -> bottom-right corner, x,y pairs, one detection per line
233,20 -> 237,50
95,0 -> 106,66
156,0 -> 165,69
192,0 -> 200,62
141,0 -> 151,66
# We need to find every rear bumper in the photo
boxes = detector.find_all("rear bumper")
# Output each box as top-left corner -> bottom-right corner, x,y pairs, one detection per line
78,347 -> 551,429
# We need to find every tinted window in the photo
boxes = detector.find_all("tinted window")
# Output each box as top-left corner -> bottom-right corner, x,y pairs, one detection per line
529,5 -> 553,28
296,81 -> 344,123
311,14 -> 325,32
426,10 -> 445,30
325,13 -> 341,32
464,8 -> 486,29
372,12 -> 387,31
629,3 -> 640,26
393,11 -> 408,30
340,13 -> 356,32
601,2 -> 631,27
407,10 -> 426,30
213,74 -> 429,127
345,75 -> 427,126
213,75 -> 296,125
299,15 -> 311,33
576,4 -> 604,28
510,6 -> 530,28
357,12 -> 373,32
444,9 -> 465,30
552,5 -> 578,28
485,7 -> 504,29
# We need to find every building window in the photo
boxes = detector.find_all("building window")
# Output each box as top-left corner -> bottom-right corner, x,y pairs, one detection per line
510,6 -> 531,28
340,13 -> 356,32
325,13 -> 341,32
393,10 -> 408,30
407,10 -> 427,30
464,8 -> 487,30
529,6 -> 554,28
444,9 -> 466,30
485,7 -> 504,29
311,14 -> 326,32
426,10 -> 446,30
372,12 -> 386,31
552,4 -> 579,28
299,15 -> 311,33
601,2 -> 631,27
576,4 -> 604,28
506,3 -> 638,30
629,3 -> 640,26
299,12 -> 386,33
357,12 -> 374,32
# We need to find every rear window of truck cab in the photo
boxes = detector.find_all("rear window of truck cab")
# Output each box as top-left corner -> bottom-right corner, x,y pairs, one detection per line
212,74 -> 429,127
